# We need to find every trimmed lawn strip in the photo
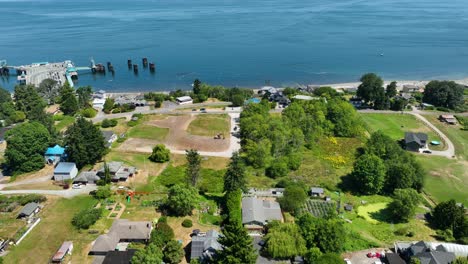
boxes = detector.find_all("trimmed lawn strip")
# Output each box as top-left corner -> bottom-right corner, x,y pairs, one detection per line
127,124 -> 169,141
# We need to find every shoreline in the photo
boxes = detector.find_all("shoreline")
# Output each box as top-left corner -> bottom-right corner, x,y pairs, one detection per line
105,77 -> 468,96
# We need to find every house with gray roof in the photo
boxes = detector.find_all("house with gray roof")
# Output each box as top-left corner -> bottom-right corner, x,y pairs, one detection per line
404,132 -> 428,152
97,162 -> 136,182
17,202 -> 40,219
89,219 -> 152,255
242,197 -> 283,230
54,162 -> 78,182
190,230 -> 221,261
73,171 -> 101,184
102,131 -> 117,148
310,187 -> 324,197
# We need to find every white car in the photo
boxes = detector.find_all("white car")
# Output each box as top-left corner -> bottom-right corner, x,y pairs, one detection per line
72,184 -> 82,189
344,258 -> 352,264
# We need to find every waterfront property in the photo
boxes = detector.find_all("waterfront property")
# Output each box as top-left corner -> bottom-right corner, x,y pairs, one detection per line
176,96 -> 193,105
53,162 -> 78,182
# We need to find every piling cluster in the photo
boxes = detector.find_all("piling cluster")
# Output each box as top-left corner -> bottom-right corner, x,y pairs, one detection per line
128,58 -> 156,74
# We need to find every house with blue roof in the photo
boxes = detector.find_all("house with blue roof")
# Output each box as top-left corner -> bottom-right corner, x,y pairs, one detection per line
45,145 -> 66,164
54,162 -> 78,182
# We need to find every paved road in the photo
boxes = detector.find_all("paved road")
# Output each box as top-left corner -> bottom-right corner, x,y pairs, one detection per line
0,185 -> 97,198
0,175 -> 52,190
358,109 -> 456,158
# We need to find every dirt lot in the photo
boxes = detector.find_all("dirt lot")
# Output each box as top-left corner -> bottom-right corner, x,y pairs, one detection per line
118,114 -> 230,153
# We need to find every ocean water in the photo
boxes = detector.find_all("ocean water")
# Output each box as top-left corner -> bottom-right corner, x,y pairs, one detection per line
0,0 -> 468,91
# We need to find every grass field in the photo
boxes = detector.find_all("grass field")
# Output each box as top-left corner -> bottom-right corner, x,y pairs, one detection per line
423,114 -> 468,159
361,113 -> 444,150
0,206 -> 26,240
356,202 -> 389,224
3,196 -> 108,264
54,115 -> 75,131
187,114 -> 230,137
127,124 -> 169,141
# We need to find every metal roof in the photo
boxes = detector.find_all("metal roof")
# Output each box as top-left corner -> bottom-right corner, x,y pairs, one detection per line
242,197 -> 283,225
45,145 -> 65,155
19,202 -> 39,217
54,162 -> 76,174
190,230 -> 221,260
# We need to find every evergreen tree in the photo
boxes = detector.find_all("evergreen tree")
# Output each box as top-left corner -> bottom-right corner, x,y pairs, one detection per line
185,149 -> 201,187
64,118 -> 106,169
386,81 -> 398,98
216,222 -> 257,264
193,79 -> 201,94
14,84 -> 47,119
59,85 -> 79,115
76,86 -> 93,108
38,78 -> 60,104
163,240 -> 185,264
223,152 -> 247,192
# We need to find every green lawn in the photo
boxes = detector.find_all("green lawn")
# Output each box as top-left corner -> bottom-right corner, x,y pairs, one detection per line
361,113 -> 444,150
423,114 -> 468,159
127,124 -> 169,141
356,202 -> 389,224
416,155 -> 468,206
187,114 -> 230,137
3,196 -> 110,264
54,115 -> 75,131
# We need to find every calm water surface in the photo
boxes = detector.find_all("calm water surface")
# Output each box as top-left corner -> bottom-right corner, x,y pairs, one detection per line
1,0 -> 468,91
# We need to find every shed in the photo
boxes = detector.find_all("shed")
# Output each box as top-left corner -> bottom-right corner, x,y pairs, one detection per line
176,96 -> 193,105
18,202 -> 40,218
344,204 -> 353,211
310,187 -> 324,197
439,115 -> 457,125
54,162 -> 78,181
51,241 -> 73,263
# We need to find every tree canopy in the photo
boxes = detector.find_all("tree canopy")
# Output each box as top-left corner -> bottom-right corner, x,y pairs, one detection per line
279,185 -> 307,214
64,118 -> 106,169
431,199 -> 468,240
387,188 -> 420,223
37,78 -> 60,104
59,85 -> 79,115
166,184 -> 198,216
215,222 -> 257,264
149,144 -> 170,163
296,213 -> 346,253
5,122 -> 50,174
357,73 -> 385,104
185,149 -> 201,187
423,80 -> 464,110
131,244 -> 163,264
351,153 -> 386,195
163,240 -> 184,264
264,222 -> 307,259
223,152 -> 247,193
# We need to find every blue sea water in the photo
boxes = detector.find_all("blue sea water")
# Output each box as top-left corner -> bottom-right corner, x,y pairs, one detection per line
0,0 -> 468,91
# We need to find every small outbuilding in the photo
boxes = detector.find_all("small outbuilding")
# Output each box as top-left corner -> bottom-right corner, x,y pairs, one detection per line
310,187 -> 324,197
404,132 -> 428,152
176,96 -> 193,105
344,204 -> 353,211
54,162 -> 78,182
44,145 -> 66,164
102,131 -> 117,148
51,241 -> 73,263
439,115 -> 457,125
18,202 -> 40,219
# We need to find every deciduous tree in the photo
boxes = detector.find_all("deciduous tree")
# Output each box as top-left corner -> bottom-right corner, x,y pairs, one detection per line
149,144 -> 170,163
38,79 -> 60,104
76,86 -> 93,108
131,244 -> 163,264
423,81 -> 464,110
279,185 -> 307,214
432,199 -> 468,240
5,122 -> 50,174
166,184 -> 198,216
357,73 -> 385,105
163,240 -> 185,264
264,222 -> 307,259
351,154 -> 386,194
386,81 -> 398,98
388,188 -> 420,223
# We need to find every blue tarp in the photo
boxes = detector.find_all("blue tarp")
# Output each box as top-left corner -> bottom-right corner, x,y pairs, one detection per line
45,145 -> 65,155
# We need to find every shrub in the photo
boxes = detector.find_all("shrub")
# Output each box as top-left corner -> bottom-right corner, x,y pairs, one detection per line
150,222 -> 175,247
182,219 -> 193,228
158,216 -> 168,223
149,144 -> 170,163
17,194 -> 47,205
101,118 -> 118,128
72,208 -> 103,229
80,107 -> 97,118
266,159 -> 288,178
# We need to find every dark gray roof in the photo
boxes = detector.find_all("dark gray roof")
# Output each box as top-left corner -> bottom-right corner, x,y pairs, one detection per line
190,230 -> 221,260
74,171 -> 100,183
242,197 -> 283,225
405,132 -> 428,146
102,249 -> 137,264
386,253 -> 405,264
101,130 -> 115,144
19,202 -> 39,217
417,251 -> 456,264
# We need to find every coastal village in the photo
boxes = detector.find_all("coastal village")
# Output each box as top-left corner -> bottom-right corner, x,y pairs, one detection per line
0,65 -> 467,264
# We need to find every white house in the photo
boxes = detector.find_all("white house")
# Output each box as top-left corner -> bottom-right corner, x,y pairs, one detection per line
93,98 -> 106,109
54,162 -> 78,181
176,96 -> 193,105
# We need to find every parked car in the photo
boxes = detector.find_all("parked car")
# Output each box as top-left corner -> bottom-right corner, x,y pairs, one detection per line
423,150 -> 432,154
367,252 -> 381,258
72,184 -> 82,189
344,258 -> 352,264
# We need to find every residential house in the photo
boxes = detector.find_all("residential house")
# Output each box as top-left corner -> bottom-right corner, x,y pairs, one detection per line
73,171 -> 100,185
246,188 -> 285,198
92,98 -> 106,109
54,162 -> 78,182
102,131 -> 117,148
44,145 -> 66,164
176,96 -> 193,105
17,202 -> 40,219
439,115 -> 457,125
404,132 -> 428,152
258,86 -> 278,95
310,187 -> 324,197
97,162 -> 136,182
395,241 -> 459,264
242,197 -> 283,230
190,230 -> 221,261
385,253 -> 405,264
102,249 -> 137,264
93,90 -> 107,99
51,241 -> 73,263
89,219 -> 152,255
402,85 -> 421,93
